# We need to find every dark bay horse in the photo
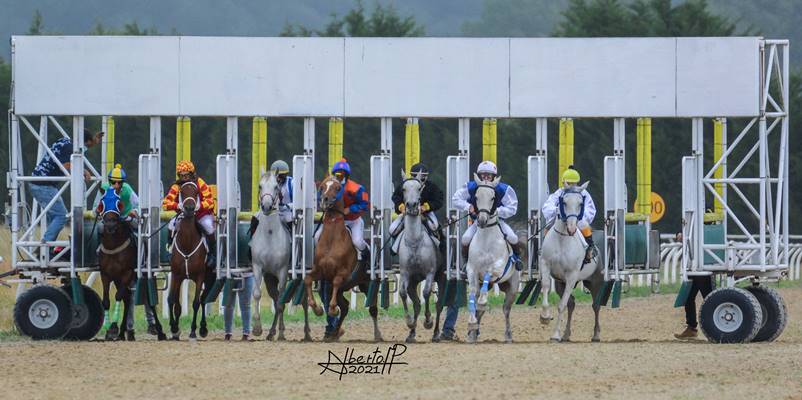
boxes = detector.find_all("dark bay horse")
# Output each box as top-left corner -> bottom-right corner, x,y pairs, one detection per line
97,190 -> 166,341
168,182 -> 215,340
304,176 -> 382,342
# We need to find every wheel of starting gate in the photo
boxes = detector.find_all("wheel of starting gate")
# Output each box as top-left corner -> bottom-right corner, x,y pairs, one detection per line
745,285 -> 787,343
13,285 -> 74,340
61,284 -> 104,341
699,287 -> 762,344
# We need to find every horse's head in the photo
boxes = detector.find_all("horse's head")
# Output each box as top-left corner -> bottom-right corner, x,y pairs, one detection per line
96,189 -> 124,235
474,172 -> 500,228
179,181 -> 200,217
318,175 -> 343,211
401,169 -> 424,216
259,170 -> 281,214
558,181 -> 589,235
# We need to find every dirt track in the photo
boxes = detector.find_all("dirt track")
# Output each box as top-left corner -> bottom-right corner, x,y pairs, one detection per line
1,288 -> 802,400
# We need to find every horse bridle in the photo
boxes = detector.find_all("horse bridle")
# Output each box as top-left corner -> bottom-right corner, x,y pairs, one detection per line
178,181 -> 200,211
558,189 -> 585,222
259,184 -> 281,215
320,179 -> 346,218
403,178 -> 425,216
475,183 -> 499,226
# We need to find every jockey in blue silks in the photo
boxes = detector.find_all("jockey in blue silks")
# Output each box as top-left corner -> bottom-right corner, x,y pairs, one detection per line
452,160 -> 524,271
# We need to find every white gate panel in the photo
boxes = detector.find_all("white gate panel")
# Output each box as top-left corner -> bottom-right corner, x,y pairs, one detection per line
179,37 -> 344,116
13,36 -> 181,116
676,37 -> 760,117
527,155 -> 549,213
344,38 -> 509,117
510,38 -> 676,117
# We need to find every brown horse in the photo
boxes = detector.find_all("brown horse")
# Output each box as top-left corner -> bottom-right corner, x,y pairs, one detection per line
168,182 -> 215,340
304,176 -> 382,342
97,190 -> 166,341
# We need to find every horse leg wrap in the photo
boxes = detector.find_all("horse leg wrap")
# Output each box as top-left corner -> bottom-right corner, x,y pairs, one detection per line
468,292 -> 476,314
480,272 -> 491,294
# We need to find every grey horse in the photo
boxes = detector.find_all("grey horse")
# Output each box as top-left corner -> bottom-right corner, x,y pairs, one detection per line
250,171 -> 298,341
466,174 -> 520,344
539,182 -> 604,342
396,170 -> 443,343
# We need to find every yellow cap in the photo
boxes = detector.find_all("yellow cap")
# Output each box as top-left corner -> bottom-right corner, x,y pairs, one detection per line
562,168 -> 580,184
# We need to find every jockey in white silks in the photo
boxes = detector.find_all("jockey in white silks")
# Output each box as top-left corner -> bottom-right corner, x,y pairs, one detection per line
541,165 -> 598,264
249,159 -> 294,240
452,160 -> 524,270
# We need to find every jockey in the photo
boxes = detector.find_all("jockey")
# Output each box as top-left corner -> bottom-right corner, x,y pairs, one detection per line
541,165 -> 597,264
315,158 -> 370,264
271,160 -> 294,226
96,164 -> 140,229
452,161 -> 524,270
162,160 -> 217,267
389,163 -> 444,239
249,160 -> 293,237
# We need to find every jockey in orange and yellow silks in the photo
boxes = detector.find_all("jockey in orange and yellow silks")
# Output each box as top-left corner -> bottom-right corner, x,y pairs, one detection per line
162,160 -> 217,267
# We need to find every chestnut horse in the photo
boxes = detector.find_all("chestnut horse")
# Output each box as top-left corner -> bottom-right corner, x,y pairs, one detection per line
304,176 -> 382,342
97,190 -> 159,340
168,182 -> 215,340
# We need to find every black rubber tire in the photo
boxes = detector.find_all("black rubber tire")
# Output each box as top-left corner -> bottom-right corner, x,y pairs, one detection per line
13,285 -> 73,340
62,284 -> 104,341
699,287 -> 762,344
745,286 -> 787,343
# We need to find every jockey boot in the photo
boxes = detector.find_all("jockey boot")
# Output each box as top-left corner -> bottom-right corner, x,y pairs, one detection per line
206,234 -> 217,268
360,248 -> 371,273
583,235 -> 594,264
511,242 -> 525,271
461,244 -> 469,265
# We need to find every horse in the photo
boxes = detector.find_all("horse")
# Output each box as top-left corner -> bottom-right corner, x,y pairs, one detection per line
465,174 -> 521,344
97,190 -> 144,340
167,181 -> 215,340
304,175 -> 382,342
250,171 -> 292,341
539,181 -> 604,342
396,170 -> 445,343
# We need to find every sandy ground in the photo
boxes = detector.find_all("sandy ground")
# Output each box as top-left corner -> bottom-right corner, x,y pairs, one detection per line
1,287 -> 801,400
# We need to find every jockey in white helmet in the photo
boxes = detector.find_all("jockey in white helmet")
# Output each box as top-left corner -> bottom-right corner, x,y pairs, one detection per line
452,160 -> 524,270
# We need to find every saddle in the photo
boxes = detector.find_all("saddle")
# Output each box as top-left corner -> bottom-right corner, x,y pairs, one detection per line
391,225 -> 441,255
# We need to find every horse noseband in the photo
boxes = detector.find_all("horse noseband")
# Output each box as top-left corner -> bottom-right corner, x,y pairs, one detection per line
558,190 -> 585,222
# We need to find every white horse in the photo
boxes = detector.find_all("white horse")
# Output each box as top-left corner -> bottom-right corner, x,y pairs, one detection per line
539,182 -> 604,342
397,170 -> 444,343
466,174 -> 520,343
250,171 -> 296,341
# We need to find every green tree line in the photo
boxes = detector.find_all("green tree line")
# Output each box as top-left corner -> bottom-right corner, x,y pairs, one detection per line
1,0 -> 799,236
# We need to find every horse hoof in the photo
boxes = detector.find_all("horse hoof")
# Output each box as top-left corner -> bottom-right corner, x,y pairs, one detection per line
477,302 -> 487,312
311,305 -> 324,317
267,332 -> 275,341
302,335 -> 313,342
327,306 -> 340,318
374,335 -> 384,343
252,326 -> 263,337
539,316 -> 552,325
277,334 -> 286,342
199,326 -> 208,338
189,332 -> 197,340
550,337 -> 562,343
591,337 -> 601,343
505,336 -> 513,344
423,319 -> 434,330
126,331 -> 135,341
405,335 -> 416,344
171,335 -> 180,341
157,333 -> 167,341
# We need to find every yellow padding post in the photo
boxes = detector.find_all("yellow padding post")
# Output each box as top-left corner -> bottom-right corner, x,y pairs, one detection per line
636,118 -> 652,216
558,118 -> 574,187
405,118 -> 420,172
176,116 -> 191,165
328,117 -> 343,171
103,116 -> 115,176
482,118 -> 497,164
713,118 -> 725,215
251,117 -> 268,211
